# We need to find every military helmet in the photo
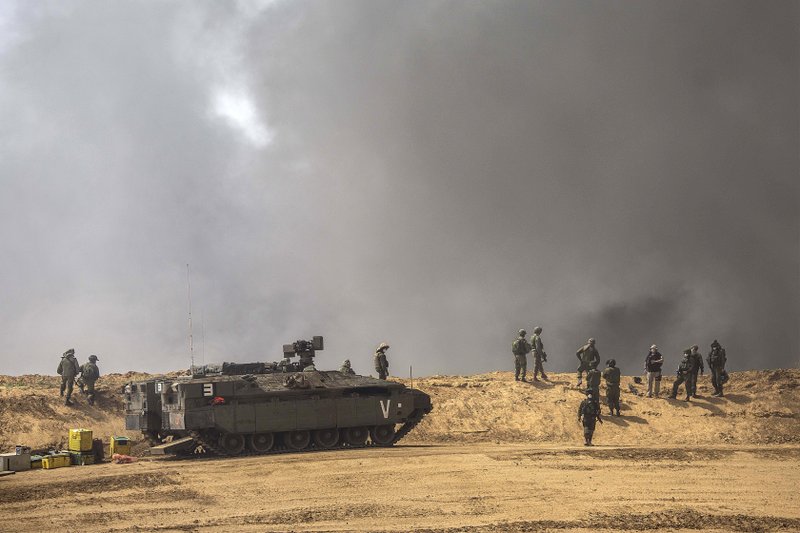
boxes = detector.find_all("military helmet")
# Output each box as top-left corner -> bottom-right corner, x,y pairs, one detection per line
63,348 -> 75,357
691,344 -> 699,351
88,355 -> 99,361
377,342 -> 390,351
606,359 -> 616,367
711,339 -> 720,348
533,326 -> 542,334
518,329 -> 527,337
588,338 -> 595,344
650,344 -> 658,350
343,359 -> 351,364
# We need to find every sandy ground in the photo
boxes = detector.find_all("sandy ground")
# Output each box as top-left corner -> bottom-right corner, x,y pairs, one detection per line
1,443 -> 799,532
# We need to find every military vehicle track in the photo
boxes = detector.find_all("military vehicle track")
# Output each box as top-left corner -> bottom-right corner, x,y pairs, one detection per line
179,406 -> 431,458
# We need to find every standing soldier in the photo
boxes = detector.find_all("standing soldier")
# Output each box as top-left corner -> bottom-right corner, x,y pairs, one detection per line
602,359 -> 621,416
586,366 -> 602,400
339,359 -> 356,375
530,326 -> 548,381
511,329 -> 532,382
57,349 -> 80,406
578,390 -> 603,446
78,355 -> 100,406
707,340 -> 727,397
687,344 -> 704,398
669,350 -> 693,401
374,343 -> 390,380
645,344 -> 664,398
575,338 -> 600,387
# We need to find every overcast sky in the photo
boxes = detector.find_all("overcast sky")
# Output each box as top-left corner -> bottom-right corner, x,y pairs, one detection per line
0,1 -> 797,377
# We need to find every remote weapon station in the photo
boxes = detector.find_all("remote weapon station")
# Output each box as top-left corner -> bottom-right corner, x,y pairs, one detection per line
123,336 -> 432,456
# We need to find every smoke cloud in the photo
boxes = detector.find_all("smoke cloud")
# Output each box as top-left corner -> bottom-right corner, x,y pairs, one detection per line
0,1 -> 797,376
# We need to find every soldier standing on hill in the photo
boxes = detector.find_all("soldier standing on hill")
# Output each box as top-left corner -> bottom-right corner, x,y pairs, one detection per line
687,344 -> 704,398
78,355 -> 100,406
645,344 -> 664,398
512,329 -> 532,382
578,390 -> 603,446
669,350 -> 693,401
602,359 -> 621,416
530,326 -> 548,381
57,348 -> 80,406
707,340 -> 727,397
374,343 -> 390,380
575,338 -> 600,387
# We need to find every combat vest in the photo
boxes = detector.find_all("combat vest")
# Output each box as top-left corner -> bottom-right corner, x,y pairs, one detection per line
81,362 -> 100,382
580,399 -> 600,419
708,348 -> 726,369
603,366 -> 621,387
512,337 -> 531,356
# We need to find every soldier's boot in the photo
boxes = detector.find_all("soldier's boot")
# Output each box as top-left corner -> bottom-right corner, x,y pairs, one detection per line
541,373 -> 548,381
59,384 -> 65,397
520,373 -> 527,382
64,396 -> 73,406
88,396 -> 95,406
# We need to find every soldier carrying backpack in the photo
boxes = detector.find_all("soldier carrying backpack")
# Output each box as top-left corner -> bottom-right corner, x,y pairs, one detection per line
511,329 -> 532,382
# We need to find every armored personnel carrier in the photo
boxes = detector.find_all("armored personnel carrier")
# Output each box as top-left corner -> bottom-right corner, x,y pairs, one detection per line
124,337 -> 432,456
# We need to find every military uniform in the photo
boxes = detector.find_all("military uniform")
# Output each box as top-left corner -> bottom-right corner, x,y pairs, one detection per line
645,346 -> 664,397
340,359 -> 356,375
78,355 -> 100,406
586,368 -> 602,399
575,339 -> 600,386
602,360 -> 621,416
578,392 -> 603,445
512,330 -> 531,382
374,343 -> 390,380
687,346 -> 704,397
707,340 -> 727,397
57,349 -> 80,406
530,327 -> 547,381
669,353 -> 693,400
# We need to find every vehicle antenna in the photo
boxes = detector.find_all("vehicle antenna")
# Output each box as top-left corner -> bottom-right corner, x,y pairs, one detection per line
187,263 -> 195,373
201,310 -> 205,365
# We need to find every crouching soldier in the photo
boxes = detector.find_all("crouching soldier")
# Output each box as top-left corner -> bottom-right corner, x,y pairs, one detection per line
57,349 -> 80,406
78,355 -> 100,405
602,359 -> 621,416
578,390 -> 603,446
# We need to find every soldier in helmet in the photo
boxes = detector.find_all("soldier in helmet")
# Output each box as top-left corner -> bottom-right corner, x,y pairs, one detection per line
57,349 -> 80,406
578,389 -> 603,446
644,344 -> 664,398
530,326 -> 548,381
707,340 -> 727,397
687,344 -> 704,398
78,355 -> 101,405
340,359 -> 356,375
602,359 -> 621,416
511,329 -> 532,382
374,343 -> 390,380
669,350 -> 693,401
575,338 -> 600,387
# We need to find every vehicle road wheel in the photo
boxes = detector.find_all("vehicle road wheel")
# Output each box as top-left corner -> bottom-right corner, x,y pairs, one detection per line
370,424 -> 396,446
284,430 -> 311,451
313,428 -> 339,449
248,433 -> 274,453
218,433 -> 245,455
344,426 -> 369,447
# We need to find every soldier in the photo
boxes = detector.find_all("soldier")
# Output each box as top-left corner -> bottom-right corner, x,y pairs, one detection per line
687,344 -> 704,398
707,340 -> 727,397
645,344 -> 664,398
78,355 -> 100,405
602,359 -> 621,416
586,366 -> 602,400
530,326 -> 548,381
339,359 -> 356,375
669,350 -> 693,401
575,338 -> 600,387
374,342 -> 390,380
57,349 -> 80,406
511,329 -> 531,382
578,389 -> 603,446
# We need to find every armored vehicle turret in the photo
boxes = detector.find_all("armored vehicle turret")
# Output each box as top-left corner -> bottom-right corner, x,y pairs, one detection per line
124,336 -> 432,456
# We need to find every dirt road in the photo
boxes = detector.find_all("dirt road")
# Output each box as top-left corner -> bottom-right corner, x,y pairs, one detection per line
2,443 -> 799,532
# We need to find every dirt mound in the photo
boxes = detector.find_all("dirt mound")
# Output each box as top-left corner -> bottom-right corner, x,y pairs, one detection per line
0,369 -> 798,450
396,369 -> 800,445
